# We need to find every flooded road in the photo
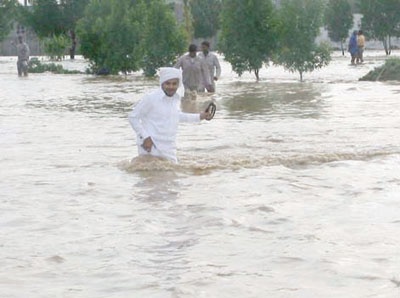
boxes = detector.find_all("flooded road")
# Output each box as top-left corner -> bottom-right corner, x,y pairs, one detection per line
1,52 -> 400,298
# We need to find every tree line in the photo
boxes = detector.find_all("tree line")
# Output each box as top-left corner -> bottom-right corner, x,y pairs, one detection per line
1,0 -> 400,80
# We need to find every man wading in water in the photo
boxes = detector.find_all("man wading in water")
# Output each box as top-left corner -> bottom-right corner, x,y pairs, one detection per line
16,36 -> 30,77
128,67 -> 214,163
174,44 -> 211,100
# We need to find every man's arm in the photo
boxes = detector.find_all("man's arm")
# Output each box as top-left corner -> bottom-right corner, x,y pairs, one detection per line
213,54 -> 221,79
26,44 -> 30,60
179,110 -> 213,122
128,96 -> 152,142
174,56 -> 183,69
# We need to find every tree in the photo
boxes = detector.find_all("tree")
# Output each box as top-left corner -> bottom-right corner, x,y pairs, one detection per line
42,34 -> 69,60
20,0 -> 89,59
359,0 -> 400,55
219,0 -> 278,80
324,0 -> 353,55
0,0 -> 18,42
190,0 -> 221,39
275,0 -> 331,81
141,0 -> 187,76
22,0 -> 64,37
182,0 -> 194,41
60,0 -> 90,59
77,0 -> 186,76
77,0 -> 144,74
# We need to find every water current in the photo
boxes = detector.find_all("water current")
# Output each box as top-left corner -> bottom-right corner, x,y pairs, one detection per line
1,52 -> 399,298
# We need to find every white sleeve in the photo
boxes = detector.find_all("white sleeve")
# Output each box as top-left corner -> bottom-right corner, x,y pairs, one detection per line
179,112 -> 201,123
128,95 -> 152,141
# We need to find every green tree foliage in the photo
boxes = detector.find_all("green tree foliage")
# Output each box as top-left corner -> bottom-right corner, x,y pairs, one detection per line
20,0 -> 89,59
60,0 -> 90,29
190,0 -> 221,38
219,0 -> 278,80
43,34 -> 69,60
0,0 -> 18,42
142,0 -> 187,76
182,0 -> 194,41
60,0 -> 90,59
77,0 -> 185,76
77,0 -> 144,75
324,0 -> 353,55
275,0 -> 331,81
359,0 -> 400,55
22,0 -> 64,37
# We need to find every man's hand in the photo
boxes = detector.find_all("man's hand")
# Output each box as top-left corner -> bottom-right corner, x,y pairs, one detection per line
142,137 -> 154,152
205,84 -> 215,93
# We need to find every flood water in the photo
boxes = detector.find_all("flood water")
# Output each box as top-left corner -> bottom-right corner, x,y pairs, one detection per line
1,52 -> 400,298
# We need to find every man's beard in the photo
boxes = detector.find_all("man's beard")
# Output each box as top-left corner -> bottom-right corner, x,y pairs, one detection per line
163,89 -> 175,97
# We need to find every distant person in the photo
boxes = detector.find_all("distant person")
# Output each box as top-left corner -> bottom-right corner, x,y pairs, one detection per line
128,67 -> 213,163
16,36 -> 30,76
174,44 -> 211,100
348,31 -> 358,65
356,30 -> 365,64
198,41 -> 221,93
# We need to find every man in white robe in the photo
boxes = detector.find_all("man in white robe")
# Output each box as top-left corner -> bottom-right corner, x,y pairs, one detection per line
128,67 -> 213,163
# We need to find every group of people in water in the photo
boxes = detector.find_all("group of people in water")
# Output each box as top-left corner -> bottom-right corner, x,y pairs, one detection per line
174,41 -> 221,100
348,30 -> 365,65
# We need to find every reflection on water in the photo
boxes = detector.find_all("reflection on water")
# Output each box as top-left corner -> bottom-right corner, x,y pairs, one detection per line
222,82 -> 325,119
25,94 -> 134,116
180,95 -> 216,115
1,54 -> 400,298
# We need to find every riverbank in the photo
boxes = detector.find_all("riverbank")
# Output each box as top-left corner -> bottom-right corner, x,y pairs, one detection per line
360,58 -> 400,81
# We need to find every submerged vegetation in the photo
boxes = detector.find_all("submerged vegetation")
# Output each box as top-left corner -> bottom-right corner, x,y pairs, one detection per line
28,57 -> 82,74
360,58 -> 400,81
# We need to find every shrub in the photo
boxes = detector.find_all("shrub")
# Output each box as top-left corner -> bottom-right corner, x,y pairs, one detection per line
28,57 -> 82,74
43,34 -> 69,61
360,58 -> 400,81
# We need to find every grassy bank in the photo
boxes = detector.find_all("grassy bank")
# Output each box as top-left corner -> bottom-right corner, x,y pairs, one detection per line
360,58 -> 400,81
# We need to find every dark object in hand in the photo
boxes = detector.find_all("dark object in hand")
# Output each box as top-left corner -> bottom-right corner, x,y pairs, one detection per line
205,102 -> 216,120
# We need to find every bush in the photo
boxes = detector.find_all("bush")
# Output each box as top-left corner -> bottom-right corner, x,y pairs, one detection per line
43,34 -> 69,61
28,57 -> 82,74
360,58 -> 400,81
76,0 -> 185,76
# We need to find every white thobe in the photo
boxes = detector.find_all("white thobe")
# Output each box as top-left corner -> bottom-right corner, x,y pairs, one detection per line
128,89 -> 200,163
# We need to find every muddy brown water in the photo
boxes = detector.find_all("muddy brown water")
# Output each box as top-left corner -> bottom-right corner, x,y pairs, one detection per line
1,52 -> 399,297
